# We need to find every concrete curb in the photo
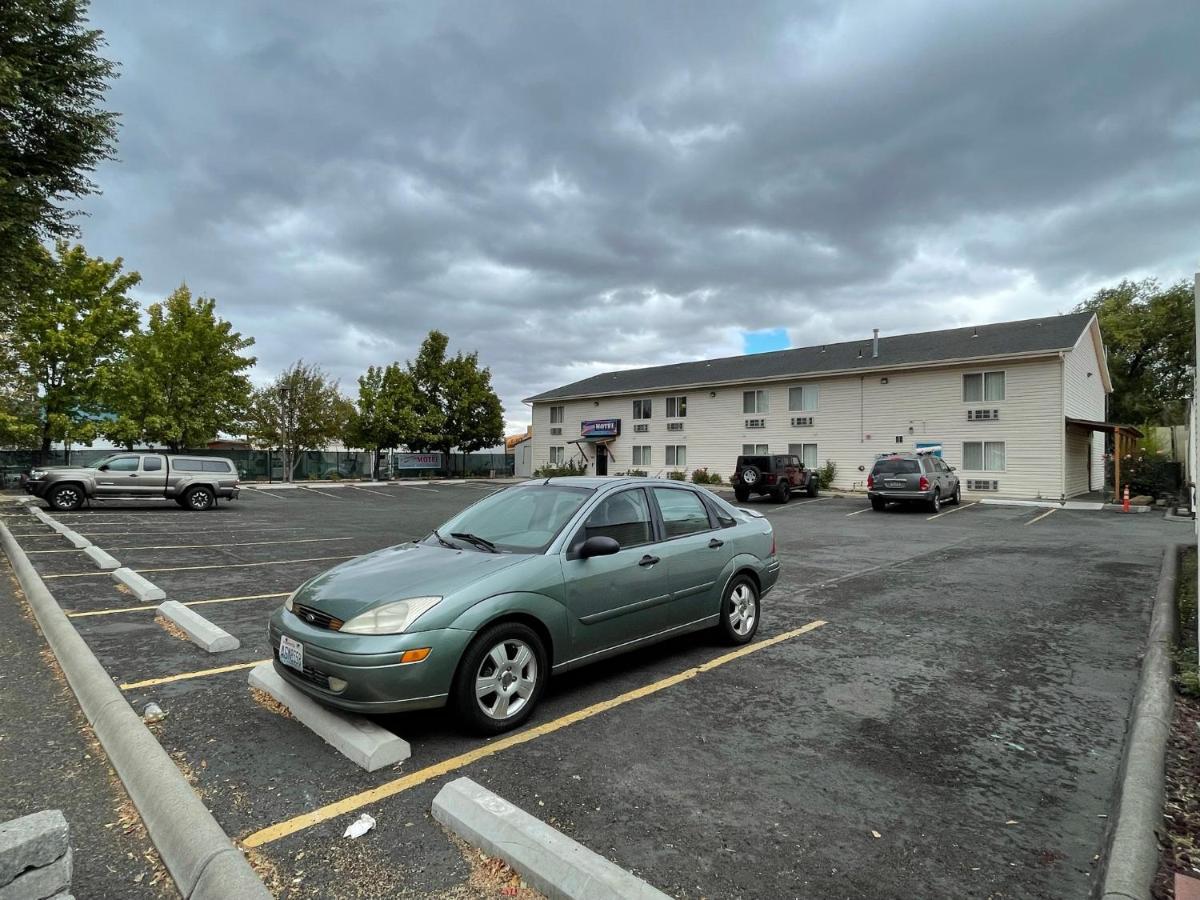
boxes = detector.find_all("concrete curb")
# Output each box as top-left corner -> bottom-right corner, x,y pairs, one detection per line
1164,506 -> 1195,524
112,568 -> 166,602
0,521 -> 271,900
1099,541 -> 1183,900
433,777 -> 671,900
157,601 -> 239,653
83,546 -> 120,570
58,529 -> 91,550
247,663 -> 410,771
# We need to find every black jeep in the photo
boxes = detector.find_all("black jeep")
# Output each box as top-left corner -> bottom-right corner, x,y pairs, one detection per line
732,454 -> 819,504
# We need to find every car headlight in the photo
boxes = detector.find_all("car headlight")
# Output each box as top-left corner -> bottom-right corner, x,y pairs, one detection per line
284,587 -> 299,612
338,597 -> 442,635
28,469 -> 46,480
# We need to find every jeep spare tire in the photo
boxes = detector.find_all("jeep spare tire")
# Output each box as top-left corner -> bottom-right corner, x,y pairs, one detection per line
741,465 -> 762,486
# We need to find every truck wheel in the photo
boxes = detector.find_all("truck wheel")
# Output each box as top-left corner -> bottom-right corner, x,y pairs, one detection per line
47,484 -> 84,512
807,477 -> 819,498
734,487 -> 750,503
774,481 -> 791,503
184,486 -> 215,511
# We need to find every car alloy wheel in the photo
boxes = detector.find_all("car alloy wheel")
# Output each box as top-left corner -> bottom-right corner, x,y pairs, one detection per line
475,638 -> 538,721
741,466 -> 761,486
930,490 -> 941,513
51,487 -> 81,511
952,484 -> 961,505
187,487 -> 214,510
718,575 -> 760,645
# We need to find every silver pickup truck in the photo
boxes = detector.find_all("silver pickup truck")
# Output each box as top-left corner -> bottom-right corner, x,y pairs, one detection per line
24,452 -> 240,511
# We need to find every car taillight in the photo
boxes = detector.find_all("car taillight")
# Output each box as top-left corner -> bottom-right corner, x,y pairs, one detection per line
867,473 -> 874,489
919,475 -> 929,491
766,473 -> 776,484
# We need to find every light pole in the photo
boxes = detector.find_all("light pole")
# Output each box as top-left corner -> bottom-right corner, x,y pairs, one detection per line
279,384 -> 291,483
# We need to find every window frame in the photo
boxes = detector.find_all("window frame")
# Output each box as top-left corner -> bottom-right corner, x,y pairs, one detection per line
648,485 -> 717,542
665,395 -> 687,418
787,443 -> 818,470
665,445 -> 687,467
549,405 -> 564,424
741,443 -> 769,455
549,446 -> 565,465
632,398 -> 653,420
788,384 -> 819,412
632,445 -> 652,467
962,440 -> 1006,472
742,390 -> 769,414
962,370 -> 1006,403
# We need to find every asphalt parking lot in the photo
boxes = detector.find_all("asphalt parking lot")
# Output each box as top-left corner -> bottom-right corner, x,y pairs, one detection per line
2,483 -> 1176,899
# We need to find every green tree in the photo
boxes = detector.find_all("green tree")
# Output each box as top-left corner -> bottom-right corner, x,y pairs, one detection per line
6,241 -> 140,459
348,363 -> 421,477
0,0 -> 120,296
1074,278 -> 1195,424
244,361 -> 344,482
102,284 -> 255,449
404,330 -> 505,471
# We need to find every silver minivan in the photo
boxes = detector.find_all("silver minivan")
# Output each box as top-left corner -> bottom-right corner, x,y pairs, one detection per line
867,451 -> 960,512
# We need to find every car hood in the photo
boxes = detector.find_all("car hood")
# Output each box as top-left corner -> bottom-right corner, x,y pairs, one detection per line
293,542 -> 529,621
32,466 -> 94,476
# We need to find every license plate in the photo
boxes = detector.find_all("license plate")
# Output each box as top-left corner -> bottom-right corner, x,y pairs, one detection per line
279,634 -> 304,671
884,480 -> 906,488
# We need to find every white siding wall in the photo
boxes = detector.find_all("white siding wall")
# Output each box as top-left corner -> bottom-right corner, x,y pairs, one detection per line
1062,323 -> 1108,494
531,355 -> 1069,499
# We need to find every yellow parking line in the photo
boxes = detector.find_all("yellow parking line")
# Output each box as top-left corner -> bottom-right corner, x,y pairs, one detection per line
1026,507 -> 1058,526
119,659 -> 269,691
67,592 -> 289,618
42,554 -> 355,579
927,501 -> 978,521
241,618 -> 829,849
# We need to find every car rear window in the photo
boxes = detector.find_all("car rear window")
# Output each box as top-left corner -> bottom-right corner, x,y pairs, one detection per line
738,456 -> 770,469
872,458 -> 920,475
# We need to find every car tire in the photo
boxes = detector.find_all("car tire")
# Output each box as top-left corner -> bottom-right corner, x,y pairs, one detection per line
718,574 -> 760,645
929,489 -> 942,513
775,481 -> 791,503
184,486 -> 215,511
806,477 -> 819,498
453,622 -> 547,735
47,484 -> 84,512
951,483 -> 961,505
734,487 -> 750,503
740,465 -> 762,487
870,498 -> 887,511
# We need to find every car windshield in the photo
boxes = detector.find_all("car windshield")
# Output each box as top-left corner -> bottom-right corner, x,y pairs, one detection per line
873,458 -> 920,475
84,455 -> 122,469
432,484 -> 593,554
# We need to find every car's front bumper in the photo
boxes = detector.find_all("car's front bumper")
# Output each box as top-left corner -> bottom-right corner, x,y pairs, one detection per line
267,609 -> 471,714
24,480 -> 48,497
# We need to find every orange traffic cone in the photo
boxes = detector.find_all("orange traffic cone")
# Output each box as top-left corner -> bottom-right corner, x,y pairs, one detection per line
1122,484 -> 1130,512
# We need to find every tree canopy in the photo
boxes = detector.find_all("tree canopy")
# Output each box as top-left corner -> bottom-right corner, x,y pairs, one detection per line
1074,278 -> 1194,425
0,0 -> 120,295
5,241 -> 140,456
244,361 -> 346,481
102,284 -> 256,450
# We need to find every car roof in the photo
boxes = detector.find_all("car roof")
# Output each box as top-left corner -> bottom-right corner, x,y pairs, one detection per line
523,476 -> 699,492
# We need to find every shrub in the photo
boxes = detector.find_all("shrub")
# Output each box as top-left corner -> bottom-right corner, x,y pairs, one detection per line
532,459 -> 587,478
667,470 -> 686,481
690,468 -> 710,484
708,472 -> 722,485
817,459 -> 837,489
622,469 -> 647,477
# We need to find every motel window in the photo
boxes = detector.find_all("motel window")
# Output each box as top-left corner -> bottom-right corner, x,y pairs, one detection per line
666,396 -> 687,418
550,446 -> 565,465
665,445 -> 686,467
742,444 -> 769,455
788,385 -> 818,412
963,371 -> 1005,403
632,446 -> 652,466
549,406 -> 564,424
743,390 -> 769,414
633,398 -> 652,419
788,443 -> 818,470
962,441 -> 1005,472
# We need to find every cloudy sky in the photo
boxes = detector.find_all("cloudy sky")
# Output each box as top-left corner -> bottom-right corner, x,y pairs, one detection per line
77,1 -> 1199,430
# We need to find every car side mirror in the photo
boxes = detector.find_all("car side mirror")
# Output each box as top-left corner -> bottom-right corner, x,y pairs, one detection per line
98,464 -> 109,471
577,536 -> 620,559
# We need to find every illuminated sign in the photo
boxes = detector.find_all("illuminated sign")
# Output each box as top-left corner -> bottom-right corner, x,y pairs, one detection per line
580,419 -> 620,438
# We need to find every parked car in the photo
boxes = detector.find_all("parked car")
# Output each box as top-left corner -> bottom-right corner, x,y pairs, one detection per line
268,477 -> 780,734
23,453 -> 240,511
867,451 -> 960,512
732,454 -> 819,503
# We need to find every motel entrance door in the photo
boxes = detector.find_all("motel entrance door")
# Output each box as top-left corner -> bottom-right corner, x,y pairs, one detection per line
595,444 -> 608,476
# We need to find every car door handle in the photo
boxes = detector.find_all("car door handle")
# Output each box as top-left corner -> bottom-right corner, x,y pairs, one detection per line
638,555 -> 660,567
708,538 -> 724,549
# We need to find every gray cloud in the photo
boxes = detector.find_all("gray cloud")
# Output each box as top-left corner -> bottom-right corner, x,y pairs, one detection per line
77,0 -> 1200,429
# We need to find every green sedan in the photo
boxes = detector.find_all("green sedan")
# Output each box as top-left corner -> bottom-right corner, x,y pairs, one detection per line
268,477 -> 780,733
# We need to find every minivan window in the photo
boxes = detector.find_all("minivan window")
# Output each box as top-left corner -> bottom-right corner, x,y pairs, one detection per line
872,458 -> 920,475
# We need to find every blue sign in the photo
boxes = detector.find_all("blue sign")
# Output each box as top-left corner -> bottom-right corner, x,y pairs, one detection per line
581,419 -> 620,438
915,441 -> 943,458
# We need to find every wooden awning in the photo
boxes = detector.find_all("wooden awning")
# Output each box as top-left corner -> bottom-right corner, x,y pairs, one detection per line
1066,418 -> 1144,438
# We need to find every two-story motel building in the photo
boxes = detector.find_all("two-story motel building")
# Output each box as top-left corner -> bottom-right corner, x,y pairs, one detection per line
524,312 -> 1123,500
